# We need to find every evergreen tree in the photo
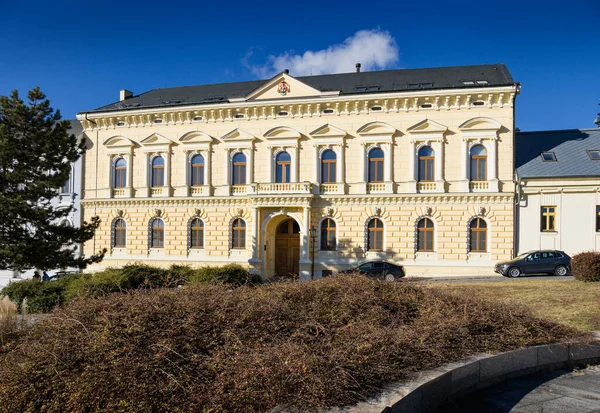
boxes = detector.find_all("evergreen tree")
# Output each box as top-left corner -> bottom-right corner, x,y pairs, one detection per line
0,87 -> 105,272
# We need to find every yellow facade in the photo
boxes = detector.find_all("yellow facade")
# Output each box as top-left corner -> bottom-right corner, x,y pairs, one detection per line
79,71 -> 519,278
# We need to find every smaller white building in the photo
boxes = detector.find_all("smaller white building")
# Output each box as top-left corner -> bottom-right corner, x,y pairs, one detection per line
516,128 -> 600,256
0,120 -> 84,289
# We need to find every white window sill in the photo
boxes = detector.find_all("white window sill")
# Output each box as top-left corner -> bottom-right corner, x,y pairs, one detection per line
415,252 -> 438,260
467,252 -> 491,261
188,248 -> 206,257
111,248 -> 127,256
365,251 -> 386,260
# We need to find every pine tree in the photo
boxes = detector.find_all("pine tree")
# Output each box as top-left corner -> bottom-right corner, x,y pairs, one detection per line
0,87 -> 105,272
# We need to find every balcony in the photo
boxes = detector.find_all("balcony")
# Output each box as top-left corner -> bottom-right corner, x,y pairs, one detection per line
150,187 -> 165,197
231,185 -> 248,195
469,180 -> 489,192
416,181 -> 438,193
319,183 -> 344,195
367,182 -> 392,194
255,182 -> 313,195
189,185 -> 210,197
111,187 -> 131,198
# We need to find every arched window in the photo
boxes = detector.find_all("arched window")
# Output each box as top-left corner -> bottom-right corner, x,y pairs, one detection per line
113,158 -> 127,188
321,150 -> 337,183
275,151 -> 291,183
113,218 -> 126,248
151,156 -> 165,187
367,218 -> 384,251
417,218 -> 434,252
232,218 -> 246,249
470,145 -> 487,181
418,146 -> 435,182
190,154 -> 204,186
320,218 -> 336,251
232,153 -> 246,185
190,218 -> 204,249
469,218 -> 487,252
368,148 -> 384,183
150,218 -> 165,248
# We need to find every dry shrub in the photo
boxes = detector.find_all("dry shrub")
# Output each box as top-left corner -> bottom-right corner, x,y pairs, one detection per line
0,296 -> 18,342
571,251 -> 600,282
0,276 -> 583,412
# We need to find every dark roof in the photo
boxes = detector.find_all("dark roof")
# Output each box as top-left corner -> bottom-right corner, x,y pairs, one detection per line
516,128 -> 600,178
83,63 -> 515,114
67,119 -> 83,136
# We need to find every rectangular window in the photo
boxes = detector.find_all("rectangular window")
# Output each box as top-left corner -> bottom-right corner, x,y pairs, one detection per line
191,165 -> 204,186
152,167 -> 164,187
61,176 -> 71,193
541,206 -> 557,232
596,206 -> 600,232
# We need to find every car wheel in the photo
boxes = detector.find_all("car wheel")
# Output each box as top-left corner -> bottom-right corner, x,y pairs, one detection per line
384,273 -> 395,282
554,265 -> 568,276
507,267 -> 521,278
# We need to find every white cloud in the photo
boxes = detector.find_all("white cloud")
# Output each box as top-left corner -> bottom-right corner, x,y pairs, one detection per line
248,29 -> 399,78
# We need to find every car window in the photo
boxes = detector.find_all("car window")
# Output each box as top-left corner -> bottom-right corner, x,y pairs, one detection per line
358,263 -> 372,271
542,252 -> 555,259
529,253 -> 541,260
555,251 -> 564,258
372,262 -> 385,270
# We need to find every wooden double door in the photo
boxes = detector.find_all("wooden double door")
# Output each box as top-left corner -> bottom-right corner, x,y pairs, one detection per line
275,219 -> 300,277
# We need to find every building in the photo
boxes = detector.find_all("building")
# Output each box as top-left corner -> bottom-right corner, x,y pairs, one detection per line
516,128 -> 600,256
77,64 -> 519,279
0,120 -> 84,288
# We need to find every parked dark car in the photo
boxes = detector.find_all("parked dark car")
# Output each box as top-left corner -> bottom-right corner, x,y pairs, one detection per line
494,250 -> 571,278
340,260 -> 405,281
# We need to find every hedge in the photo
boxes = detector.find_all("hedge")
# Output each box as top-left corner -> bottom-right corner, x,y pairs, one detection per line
571,251 -> 600,282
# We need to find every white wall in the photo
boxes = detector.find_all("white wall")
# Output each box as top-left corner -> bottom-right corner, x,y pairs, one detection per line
517,179 -> 600,256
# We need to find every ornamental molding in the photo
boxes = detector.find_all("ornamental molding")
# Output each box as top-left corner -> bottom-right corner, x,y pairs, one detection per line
78,86 -> 518,131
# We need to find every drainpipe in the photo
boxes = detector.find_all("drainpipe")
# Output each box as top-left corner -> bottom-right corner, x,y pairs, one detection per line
84,112 -> 98,256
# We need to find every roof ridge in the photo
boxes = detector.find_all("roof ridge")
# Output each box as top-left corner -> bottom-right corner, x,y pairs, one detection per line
517,128 -> 600,135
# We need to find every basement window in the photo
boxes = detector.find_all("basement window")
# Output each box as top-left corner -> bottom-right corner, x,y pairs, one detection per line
540,152 -> 557,162
192,116 -> 203,122
153,119 -> 163,124
278,111 -> 289,117
116,121 -> 125,127
322,109 -> 334,114
587,150 -> 600,160
234,114 -> 245,119
472,101 -> 485,106
420,103 -> 433,109
370,106 -> 382,111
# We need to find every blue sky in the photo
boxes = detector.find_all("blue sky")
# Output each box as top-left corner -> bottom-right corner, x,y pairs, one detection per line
1,0 -> 598,131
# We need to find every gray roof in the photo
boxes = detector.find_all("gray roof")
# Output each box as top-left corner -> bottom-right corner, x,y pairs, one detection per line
67,119 -> 83,136
83,63 -> 515,114
516,128 -> 600,179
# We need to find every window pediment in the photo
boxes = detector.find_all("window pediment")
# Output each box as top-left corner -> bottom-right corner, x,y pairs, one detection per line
357,121 -> 395,145
104,136 -> 135,155
179,131 -> 214,151
140,133 -> 173,153
221,128 -> 256,149
459,117 -> 502,139
407,119 -> 448,142
310,124 -> 347,146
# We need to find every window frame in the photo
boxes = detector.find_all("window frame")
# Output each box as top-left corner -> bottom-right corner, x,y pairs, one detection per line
190,153 -> 205,187
367,218 -> 384,251
596,206 -> 600,232
150,218 -> 165,249
469,218 -> 487,253
113,157 -> 127,189
320,218 -> 337,251
113,218 -> 127,248
469,144 -> 488,181
417,146 -> 435,182
275,151 -> 292,183
151,156 -> 165,188
417,218 -> 435,252
231,218 -> 246,249
367,148 -> 385,183
231,152 -> 247,186
320,149 -> 337,184
189,217 -> 204,249
540,206 -> 557,232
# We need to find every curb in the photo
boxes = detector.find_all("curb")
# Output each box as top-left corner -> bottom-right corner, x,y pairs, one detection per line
323,340 -> 600,413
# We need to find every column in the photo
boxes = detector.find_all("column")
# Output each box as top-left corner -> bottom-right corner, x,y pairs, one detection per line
313,144 -> 320,183
408,141 -> 417,192
299,206 -> 311,280
246,146 -> 254,184
488,138 -> 499,191
292,146 -> 299,183
460,138 -> 470,192
435,139 -> 444,192
164,149 -> 171,196
125,153 -> 133,197
250,207 -> 259,262
205,148 -> 212,188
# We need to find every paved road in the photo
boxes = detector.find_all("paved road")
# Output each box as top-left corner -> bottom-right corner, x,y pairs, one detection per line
407,275 -> 574,283
441,365 -> 600,412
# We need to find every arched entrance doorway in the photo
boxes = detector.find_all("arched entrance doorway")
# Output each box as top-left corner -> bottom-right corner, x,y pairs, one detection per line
275,219 -> 300,277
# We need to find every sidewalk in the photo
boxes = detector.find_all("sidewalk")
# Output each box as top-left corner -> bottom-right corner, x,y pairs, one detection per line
441,365 -> 600,412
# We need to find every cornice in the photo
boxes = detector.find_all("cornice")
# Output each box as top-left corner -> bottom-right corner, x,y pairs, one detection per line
81,193 -> 513,209
77,86 -> 518,131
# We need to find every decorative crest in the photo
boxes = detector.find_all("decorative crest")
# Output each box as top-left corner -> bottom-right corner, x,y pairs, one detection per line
425,207 -> 433,216
237,208 -> 244,216
325,207 -> 334,217
194,208 -> 202,217
154,209 -> 162,217
117,209 -> 124,217
374,207 -> 382,217
478,206 -> 486,215
277,79 -> 290,96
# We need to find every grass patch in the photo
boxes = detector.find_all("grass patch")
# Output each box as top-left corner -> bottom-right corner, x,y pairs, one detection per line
426,279 -> 600,332
0,275 -> 584,412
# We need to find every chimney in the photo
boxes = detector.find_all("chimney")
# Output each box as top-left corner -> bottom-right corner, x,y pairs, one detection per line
120,89 -> 133,101
283,69 -> 289,74
355,63 -> 361,73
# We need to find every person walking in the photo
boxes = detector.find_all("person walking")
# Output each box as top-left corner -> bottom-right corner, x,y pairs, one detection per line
42,271 -> 50,282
